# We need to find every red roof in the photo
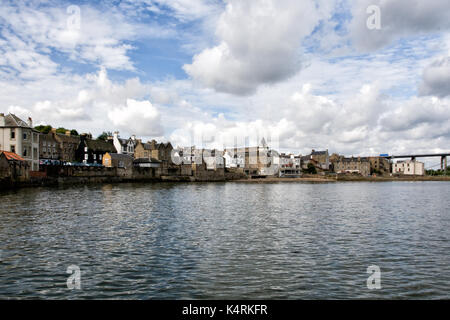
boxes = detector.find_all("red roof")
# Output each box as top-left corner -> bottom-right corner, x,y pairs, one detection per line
0,150 -> 25,161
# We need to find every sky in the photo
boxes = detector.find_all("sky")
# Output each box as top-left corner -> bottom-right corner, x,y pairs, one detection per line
0,0 -> 449,162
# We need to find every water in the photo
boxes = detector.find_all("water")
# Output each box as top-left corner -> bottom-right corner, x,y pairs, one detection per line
0,181 -> 449,299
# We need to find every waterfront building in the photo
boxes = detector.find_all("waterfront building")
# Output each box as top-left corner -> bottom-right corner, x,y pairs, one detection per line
223,150 -> 245,168
368,157 -> 391,175
134,140 -> 153,159
52,130 -> 81,162
0,113 -> 40,171
333,157 -> 371,176
278,153 -> 302,177
311,149 -> 330,170
102,152 -> 134,169
39,130 -> 60,161
112,131 -> 136,156
392,160 -> 425,176
0,150 -> 30,182
75,133 -> 116,164
203,149 -> 225,170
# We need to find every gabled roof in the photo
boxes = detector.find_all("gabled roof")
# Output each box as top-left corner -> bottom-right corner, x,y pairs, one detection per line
2,113 -> 37,131
0,150 -> 25,161
117,137 -> 135,147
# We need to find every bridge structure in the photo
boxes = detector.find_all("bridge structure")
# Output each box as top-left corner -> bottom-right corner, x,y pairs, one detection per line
379,153 -> 450,170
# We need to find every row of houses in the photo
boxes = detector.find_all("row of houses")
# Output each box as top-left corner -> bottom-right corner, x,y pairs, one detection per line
0,112 -> 426,181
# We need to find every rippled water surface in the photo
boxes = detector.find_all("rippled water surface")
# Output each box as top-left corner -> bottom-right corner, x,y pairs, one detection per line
0,182 -> 449,299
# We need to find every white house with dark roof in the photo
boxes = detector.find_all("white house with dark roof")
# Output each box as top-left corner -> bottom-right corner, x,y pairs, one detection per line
0,113 -> 40,171
112,131 -> 136,156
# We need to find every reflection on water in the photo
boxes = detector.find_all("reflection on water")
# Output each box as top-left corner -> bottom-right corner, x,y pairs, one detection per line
0,182 -> 449,299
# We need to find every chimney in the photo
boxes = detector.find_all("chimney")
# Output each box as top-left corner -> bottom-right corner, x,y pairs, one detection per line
0,113 -> 5,127
65,130 -> 71,136
28,117 -> 33,127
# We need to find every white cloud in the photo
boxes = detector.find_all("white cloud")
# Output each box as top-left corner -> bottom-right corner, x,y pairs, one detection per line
419,56 -> 450,98
184,0 -> 332,95
108,99 -> 163,136
349,0 -> 450,51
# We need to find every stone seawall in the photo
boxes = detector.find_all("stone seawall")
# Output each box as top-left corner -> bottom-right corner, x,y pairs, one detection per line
0,165 -> 247,189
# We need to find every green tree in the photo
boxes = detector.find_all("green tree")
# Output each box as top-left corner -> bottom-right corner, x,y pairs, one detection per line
34,125 -> 52,134
70,129 -> 79,136
97,131 -> 112,141
305,163 -> 317,174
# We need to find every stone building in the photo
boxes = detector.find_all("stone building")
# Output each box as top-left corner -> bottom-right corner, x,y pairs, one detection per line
102,153 -> 134,169
368,157 -> 391,175
311,149 -> 330,170
39,130 -> 60,160
0,151 -> 30,182
53,130 -> 81,162
333,157 -> 371,176
0,113 -> 40,171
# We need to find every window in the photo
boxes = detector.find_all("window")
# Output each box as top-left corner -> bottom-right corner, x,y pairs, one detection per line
23,133 -> 27,140
11,145 -> 15,153
23,148 -> 27,157
93,154 -> 96,160
10,129 -> 15,139
99,154 -> 102,160
84,154 -> 88,160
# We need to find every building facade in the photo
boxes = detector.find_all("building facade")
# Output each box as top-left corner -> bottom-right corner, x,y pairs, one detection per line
0,113 -> 40,171
112,132 -> 136,155
76,133 -> 116,164
392,160 -> 425,176
333,157 -> 371,176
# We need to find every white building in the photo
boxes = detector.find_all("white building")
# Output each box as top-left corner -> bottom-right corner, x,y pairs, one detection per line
112,131 -> 136,155
223,150 -> 245,168
0,113 -> 40,171
392,160 -> 425,176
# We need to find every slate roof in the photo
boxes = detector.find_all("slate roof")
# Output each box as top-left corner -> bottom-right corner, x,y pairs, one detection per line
108,153 -> 134,161
86,139 -> 116,152
2,113 -> 38,131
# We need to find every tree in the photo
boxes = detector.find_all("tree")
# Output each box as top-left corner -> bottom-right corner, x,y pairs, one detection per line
304,163 -> 317,175
34,125 -> 52,134
97,131 -> 112,141
70,129 -> 79,136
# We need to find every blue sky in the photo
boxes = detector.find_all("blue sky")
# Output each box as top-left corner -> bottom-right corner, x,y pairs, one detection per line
0,0 -> 449,159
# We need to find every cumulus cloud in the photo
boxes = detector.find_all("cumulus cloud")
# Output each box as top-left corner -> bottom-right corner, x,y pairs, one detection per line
184,0 -> 332,95
349,0 -> 450,51
0,1 -> 174,73
108,99 -> 163,136
419,56 -> 450,98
